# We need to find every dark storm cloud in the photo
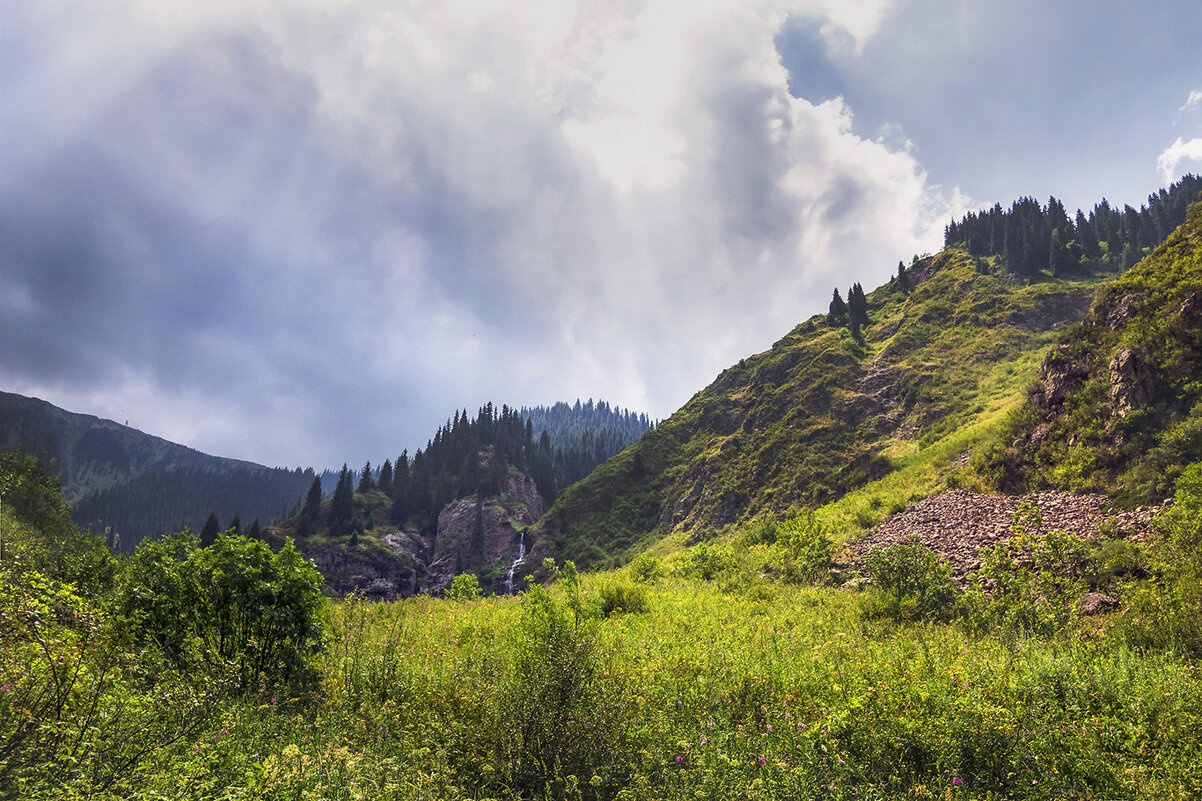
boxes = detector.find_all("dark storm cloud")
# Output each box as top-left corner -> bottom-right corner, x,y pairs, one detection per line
2,0 -> 966,468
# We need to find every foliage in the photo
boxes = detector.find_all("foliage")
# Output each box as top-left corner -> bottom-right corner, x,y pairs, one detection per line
500,566 -> 624,799
1118,463 -> 1202,656
117,530 -> 326,691
628,552 -> 664,583
445,572 -> 482,601
861,540 -> 962,623
597,580 -> 649,616
676,543 -> 735,581
0,451 -> 115,594
772,509 -> 834,584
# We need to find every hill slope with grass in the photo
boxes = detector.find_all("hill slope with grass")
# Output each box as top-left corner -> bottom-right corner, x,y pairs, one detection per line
534,250 -> 1112,568
982,199 -> 1202,502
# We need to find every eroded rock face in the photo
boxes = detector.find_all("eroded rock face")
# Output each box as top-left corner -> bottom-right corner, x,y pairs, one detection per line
1108,347 -> 1155,418
1034,344 -> 1090,410
424,471 -> 545,596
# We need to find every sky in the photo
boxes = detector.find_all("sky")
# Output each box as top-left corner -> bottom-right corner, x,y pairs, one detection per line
2,0 -> 1201,471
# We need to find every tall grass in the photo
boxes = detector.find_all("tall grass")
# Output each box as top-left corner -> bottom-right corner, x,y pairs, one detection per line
108,577 -> 1202,800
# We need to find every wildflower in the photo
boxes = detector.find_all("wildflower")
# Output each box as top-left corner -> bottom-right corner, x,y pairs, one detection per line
676,756 -> 683,764
757,756 -> 766,766
952,777 -> 962,786
766,724 -> 773,732
838,758 -> 845,765
700,737 -> 708,746
0,685 -> 8,692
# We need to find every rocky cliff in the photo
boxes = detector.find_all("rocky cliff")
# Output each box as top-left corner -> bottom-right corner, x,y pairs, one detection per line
991,199 -> 1202,501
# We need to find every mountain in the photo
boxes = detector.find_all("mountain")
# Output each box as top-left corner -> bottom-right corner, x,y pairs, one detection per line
272,400 -> 652,598
984,198 -> 1202,502
532,186 -> 1202,570
0,391 -> 314,549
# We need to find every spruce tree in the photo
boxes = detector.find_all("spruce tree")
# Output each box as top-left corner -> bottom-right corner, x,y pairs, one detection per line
200,512 -> 221,548
897,260 -> 910,292
828,288 -> 848,326
302,476 -> 323,520
848,282 -> 870,326
378,459 -> 393,497
357,461 -> 374,494
330,464 -> 355,537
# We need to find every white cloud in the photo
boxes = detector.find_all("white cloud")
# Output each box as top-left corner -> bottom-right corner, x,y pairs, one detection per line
1,0 -> 962,468
1158,137 -> 1202,184
1180,90 -> 1202,112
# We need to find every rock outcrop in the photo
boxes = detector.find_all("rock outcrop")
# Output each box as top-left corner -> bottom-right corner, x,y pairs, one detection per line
424,470 -> 545,595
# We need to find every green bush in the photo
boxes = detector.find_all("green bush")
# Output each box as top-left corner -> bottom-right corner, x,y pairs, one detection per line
117,530 -> 326,691
963,529 -> 1088,637
677,543 -> 734,581
773,509 -> 834,584
500,562 -> 624,799
446,572 -> 482,601
861,539 -> 961,622
1119,462 -> 1202,656
628,552 -> 663,583
0,568 -> 212,798
597,581 -> 649,616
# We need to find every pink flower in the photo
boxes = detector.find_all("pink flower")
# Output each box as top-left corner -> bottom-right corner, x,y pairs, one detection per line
757,756 -> 766,766
952,777 -> 962,786
0,684 -> 9,692
676,756 -> 683,764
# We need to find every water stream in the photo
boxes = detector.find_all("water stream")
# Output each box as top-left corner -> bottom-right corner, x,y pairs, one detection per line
505,530 -> 526,594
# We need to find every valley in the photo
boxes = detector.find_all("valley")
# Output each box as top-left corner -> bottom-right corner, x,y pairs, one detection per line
4,180 -> 1202,799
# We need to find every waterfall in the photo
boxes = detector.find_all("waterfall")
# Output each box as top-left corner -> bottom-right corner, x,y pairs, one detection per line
505,530 -> 526,594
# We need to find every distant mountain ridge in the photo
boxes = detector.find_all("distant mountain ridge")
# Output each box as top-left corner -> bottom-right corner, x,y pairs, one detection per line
0,390 -> 314,549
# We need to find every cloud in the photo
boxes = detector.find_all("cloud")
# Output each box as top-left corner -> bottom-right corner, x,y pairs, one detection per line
1,0 -> 962,468
1157,137 -> 1202,184
1180,90 -> 1202,112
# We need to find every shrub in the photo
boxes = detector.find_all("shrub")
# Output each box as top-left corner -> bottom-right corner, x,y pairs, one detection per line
117,530 -> 326,691
964,530 -> 1087,637
597,581 -> 649,616
628,552 -> 663,583
1119,463 -> 1202,656
499,563 -> 624,799
861,539 -> 961,622
677,543 -> 734,581
773,509 -> 834,584
446,572 -> 482,601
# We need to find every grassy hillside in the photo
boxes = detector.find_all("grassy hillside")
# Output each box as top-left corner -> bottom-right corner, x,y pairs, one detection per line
538,251 -> 1108,567
982,200 -> 1202,502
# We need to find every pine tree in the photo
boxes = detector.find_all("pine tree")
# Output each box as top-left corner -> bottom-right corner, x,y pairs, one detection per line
828,288 -> 848,326
302,476 -> 323,520
378,459 -> 393,497
330,464 -> 355,537
897,260 -> 910,292
357,461 -> 374,494
848,283 -> 870,326
200,512 -> 221,548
